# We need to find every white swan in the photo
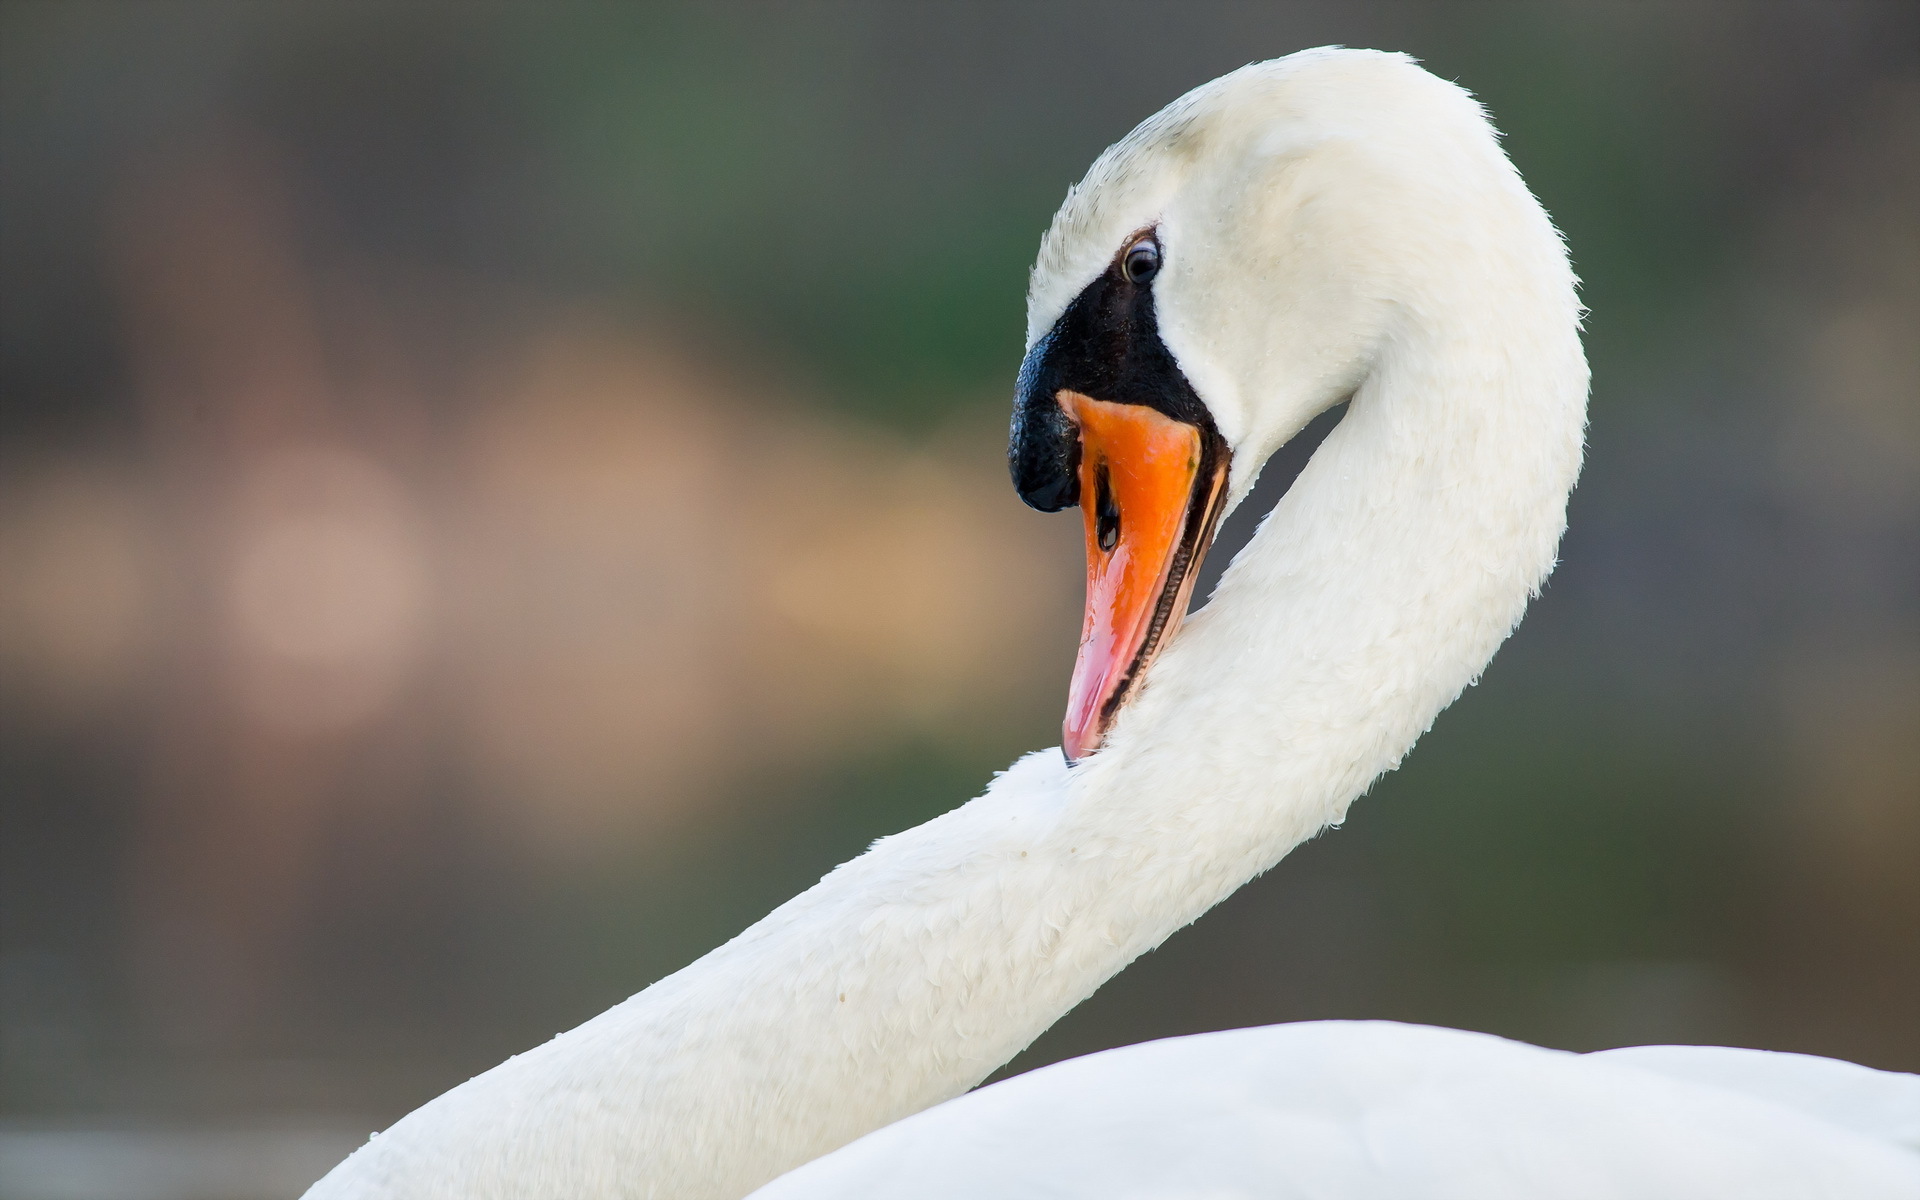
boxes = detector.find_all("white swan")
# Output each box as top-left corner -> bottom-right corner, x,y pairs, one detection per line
306,48 -> 1920,1200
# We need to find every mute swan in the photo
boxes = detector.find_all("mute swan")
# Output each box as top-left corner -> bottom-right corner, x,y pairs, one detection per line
306,48 -> 1920,1200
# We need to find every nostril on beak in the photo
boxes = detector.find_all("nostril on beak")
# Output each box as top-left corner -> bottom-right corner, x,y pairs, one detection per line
1094,463 -> 1121,553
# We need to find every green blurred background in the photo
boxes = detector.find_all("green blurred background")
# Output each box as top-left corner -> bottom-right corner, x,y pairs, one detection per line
2,3 -> 1917,1196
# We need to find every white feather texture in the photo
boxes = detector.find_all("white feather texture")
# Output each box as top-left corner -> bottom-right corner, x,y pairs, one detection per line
302,47 -> 1913,1200
748,1023 -> 1920,1199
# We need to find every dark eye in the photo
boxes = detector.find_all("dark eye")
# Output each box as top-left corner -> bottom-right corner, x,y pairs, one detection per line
1122,238 -> 1160,285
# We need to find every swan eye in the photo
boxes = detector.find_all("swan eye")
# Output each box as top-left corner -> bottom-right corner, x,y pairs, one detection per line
1121,238 -> 1160,285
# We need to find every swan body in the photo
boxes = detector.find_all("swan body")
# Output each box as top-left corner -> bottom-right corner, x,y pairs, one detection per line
305,48 -> 1916,1200
751,1022 -> 1920,1199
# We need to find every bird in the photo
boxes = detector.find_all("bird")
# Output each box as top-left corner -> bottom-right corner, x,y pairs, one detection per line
305,47 -> 1920,1200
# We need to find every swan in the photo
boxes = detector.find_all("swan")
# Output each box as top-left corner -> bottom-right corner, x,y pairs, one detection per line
306,48 -> 1920,1200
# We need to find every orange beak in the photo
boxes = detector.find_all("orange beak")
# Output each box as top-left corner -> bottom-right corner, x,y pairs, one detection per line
1059,390 -> 1230,763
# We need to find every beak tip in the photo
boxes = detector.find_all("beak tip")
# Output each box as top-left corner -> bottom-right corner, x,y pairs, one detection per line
1062,725 -> 1098,765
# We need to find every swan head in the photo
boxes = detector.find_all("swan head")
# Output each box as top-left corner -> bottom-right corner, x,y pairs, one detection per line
1011,48 -> 1571,762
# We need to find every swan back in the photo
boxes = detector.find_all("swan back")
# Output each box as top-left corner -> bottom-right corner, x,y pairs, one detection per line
1595,1043 -> 1920,1152
750,1022 -> 1920,1199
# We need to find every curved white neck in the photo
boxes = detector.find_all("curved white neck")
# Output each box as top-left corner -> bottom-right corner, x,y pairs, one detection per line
307,275 -> 1584,1200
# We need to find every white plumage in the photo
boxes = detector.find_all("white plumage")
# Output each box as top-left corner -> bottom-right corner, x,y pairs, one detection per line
305,47 -> 1920,1200
752,1023 -> 1920,1199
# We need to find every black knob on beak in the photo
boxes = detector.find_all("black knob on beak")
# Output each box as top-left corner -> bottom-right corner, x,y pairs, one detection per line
1010,328 -> 1081,513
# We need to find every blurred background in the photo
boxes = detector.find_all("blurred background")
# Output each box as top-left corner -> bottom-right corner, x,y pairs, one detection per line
1,2 -> 1917,1196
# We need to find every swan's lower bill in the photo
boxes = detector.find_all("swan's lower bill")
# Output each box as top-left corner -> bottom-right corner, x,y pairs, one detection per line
1056,390 -> 1229,762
